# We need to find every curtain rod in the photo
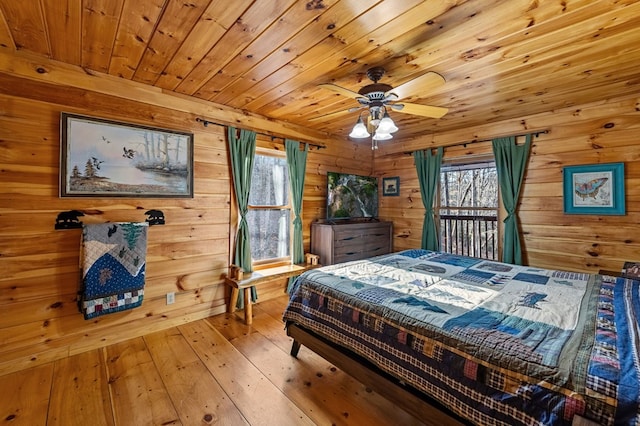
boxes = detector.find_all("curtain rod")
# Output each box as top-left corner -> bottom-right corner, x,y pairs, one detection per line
405,129 -> 549,155
195,117 -> 326,150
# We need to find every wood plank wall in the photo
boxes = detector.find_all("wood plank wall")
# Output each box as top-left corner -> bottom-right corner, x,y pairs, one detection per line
374,95 -> 640,274
0,54 -> 372,376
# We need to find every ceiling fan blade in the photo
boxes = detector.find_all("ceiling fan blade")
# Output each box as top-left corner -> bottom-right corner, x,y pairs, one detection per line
392,102 -> 448,119
384,71 -> 445,100
319,83 -> 368,102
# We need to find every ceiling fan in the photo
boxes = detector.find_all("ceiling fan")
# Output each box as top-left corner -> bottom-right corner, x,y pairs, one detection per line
311,66 -> 448,144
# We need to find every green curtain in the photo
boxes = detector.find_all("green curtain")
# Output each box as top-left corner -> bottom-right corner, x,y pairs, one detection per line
492,134 -> 532,265
227,126 -> 257,308
413,147 -> 443,251
285,139 -> 308,293
285,139 -> 308,264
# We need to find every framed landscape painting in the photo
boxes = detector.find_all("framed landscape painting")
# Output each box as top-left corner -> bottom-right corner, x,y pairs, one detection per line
563,162 -> 625,215
60,113 -> 193,198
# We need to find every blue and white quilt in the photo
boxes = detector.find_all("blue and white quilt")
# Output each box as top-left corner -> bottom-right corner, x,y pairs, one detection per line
283,249 -> 640,425
79,222 -> 148,319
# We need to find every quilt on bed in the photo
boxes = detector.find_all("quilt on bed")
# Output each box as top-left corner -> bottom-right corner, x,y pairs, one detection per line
283,249 -> 640,425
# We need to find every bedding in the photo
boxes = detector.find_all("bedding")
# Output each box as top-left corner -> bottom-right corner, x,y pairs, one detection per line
283,249 -> 640,425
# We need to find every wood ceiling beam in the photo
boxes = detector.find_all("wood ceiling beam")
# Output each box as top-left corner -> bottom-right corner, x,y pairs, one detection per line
0,49 -> 332,143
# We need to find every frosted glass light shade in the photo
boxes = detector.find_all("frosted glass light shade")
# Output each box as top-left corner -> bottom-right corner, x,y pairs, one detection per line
377,112 -> 398,133
349,117 -> 370,138
372,131 -> 392,141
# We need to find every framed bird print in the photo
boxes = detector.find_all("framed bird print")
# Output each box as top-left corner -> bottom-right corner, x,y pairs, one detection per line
60,113 -> 193,198
562,162 -> 625,215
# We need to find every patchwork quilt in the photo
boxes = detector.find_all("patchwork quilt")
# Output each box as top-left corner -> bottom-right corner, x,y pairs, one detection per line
283,249 -> 640,425
79,222 -> 148,319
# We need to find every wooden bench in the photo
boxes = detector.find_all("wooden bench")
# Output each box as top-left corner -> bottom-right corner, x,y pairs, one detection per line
224,263 -> 319,325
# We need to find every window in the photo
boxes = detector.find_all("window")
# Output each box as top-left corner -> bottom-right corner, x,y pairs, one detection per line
438,160 -> 498,259
246,150 -> 291,266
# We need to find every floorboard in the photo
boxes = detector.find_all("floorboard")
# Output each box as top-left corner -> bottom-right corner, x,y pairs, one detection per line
144,328 -> 247,425
47,349 -> 114,426
0,295 -> 427,425
0,363 -> 52,426
105,337 -> 180,426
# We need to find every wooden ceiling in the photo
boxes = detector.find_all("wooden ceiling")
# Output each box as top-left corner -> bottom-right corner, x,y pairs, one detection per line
1,0 -> 639,142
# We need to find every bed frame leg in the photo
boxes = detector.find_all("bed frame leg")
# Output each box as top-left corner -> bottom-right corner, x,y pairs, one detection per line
290,340 -> 301,358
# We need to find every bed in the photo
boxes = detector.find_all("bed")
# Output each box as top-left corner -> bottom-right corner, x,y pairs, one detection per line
282,249 -> 640,425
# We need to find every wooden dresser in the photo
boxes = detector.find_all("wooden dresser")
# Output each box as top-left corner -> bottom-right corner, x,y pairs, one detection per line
310,221 -> 393,266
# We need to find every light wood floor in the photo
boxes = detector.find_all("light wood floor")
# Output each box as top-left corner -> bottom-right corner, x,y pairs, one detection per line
0,295 -> 428,425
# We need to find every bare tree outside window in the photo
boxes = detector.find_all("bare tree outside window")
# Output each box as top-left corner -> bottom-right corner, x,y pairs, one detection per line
438,161 -> 498,259
247,153 -> 291,265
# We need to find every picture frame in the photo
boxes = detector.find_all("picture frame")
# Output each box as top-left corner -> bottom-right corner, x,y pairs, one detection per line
562,162 -> 625,215
60,113 -> 194,198
382,176 -> 400,196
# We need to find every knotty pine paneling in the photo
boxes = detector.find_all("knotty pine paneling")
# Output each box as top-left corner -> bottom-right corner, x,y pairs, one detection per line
374,93 -> 640,273
0,68 -> 361,376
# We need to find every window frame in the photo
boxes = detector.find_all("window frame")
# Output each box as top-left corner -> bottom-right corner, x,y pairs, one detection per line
247,147 -> 293,270
436,155 -> 500,259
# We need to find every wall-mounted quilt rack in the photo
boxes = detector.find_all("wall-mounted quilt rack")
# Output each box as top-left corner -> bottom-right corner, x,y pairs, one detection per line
54,209 -> 165,230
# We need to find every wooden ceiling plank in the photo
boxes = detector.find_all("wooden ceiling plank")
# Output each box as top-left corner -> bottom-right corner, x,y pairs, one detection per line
268,84 -> 357,121
238,0 -> 436,112
2,0 -> 640,141
153,0 -> 252,91
0,2 -> 49,55
81,0 -> 124,73
0,5 -> 15,50
260,0 -> 582,118
255,0 -> 521,117
249,0 -> 472,118
385,81 -> 640,147
274,2 -> 636,135
108,0 -> 166,80
452,57 -> 640,123
174,0 -> 298,96
380,0 -> 637,122
265,0 -> 546,120
433,0 -> 640,90
0,48 -> 330,143
132,0 -> 210,85
41,0 -> 82,64
438,21 -> 640,113
383,6 -> 640,133
198,0 -> 342,101
208,0 -> 382,106
394,0 -> 597,76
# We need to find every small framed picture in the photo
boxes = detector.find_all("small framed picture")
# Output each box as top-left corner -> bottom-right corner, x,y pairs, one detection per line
382,176 -> 400,196
562,162 -> 625,215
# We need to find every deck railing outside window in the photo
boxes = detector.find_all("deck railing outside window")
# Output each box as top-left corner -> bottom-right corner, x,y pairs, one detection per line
438,160 -> 498,260
439,214 -> 498,260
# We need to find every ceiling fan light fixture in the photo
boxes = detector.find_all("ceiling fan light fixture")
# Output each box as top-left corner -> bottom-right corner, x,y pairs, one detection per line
317,67 -> 447,140
349,114 -> 370,138
377,111 -> 398,133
